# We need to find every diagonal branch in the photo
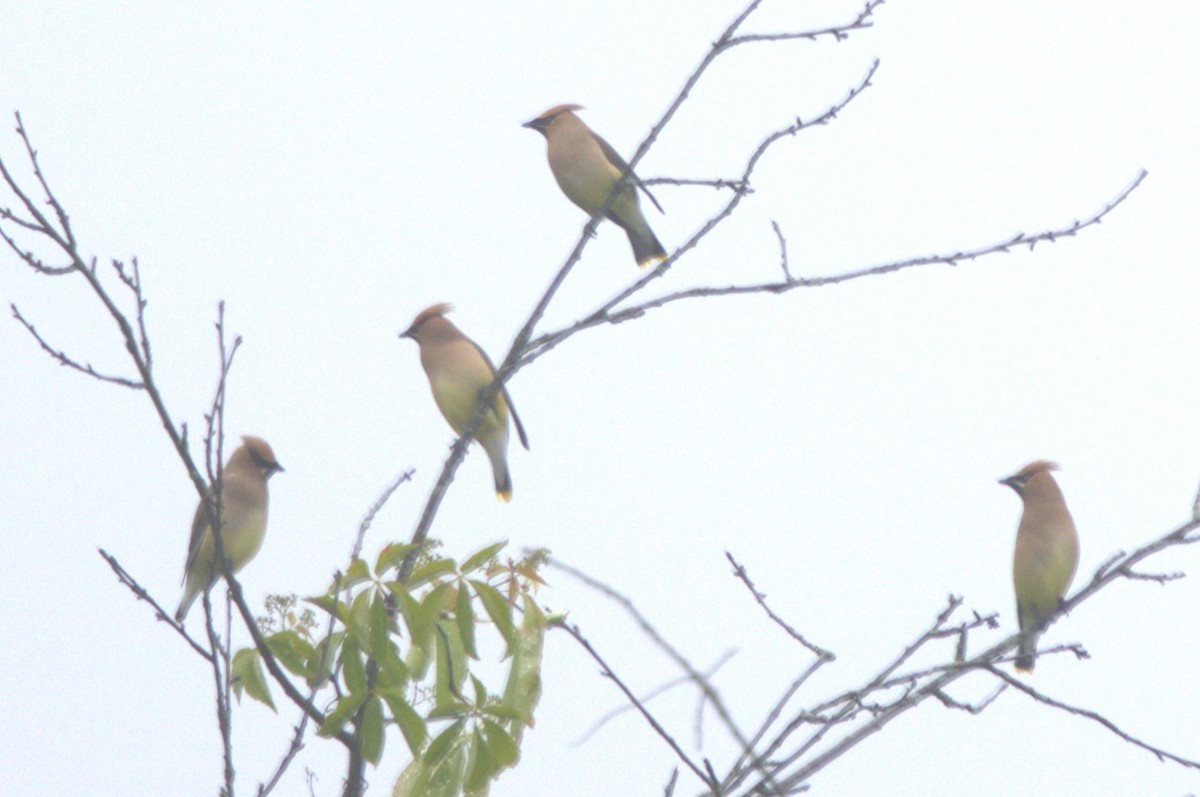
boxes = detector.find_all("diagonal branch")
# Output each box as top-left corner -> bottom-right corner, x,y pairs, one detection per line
396,0 -> 871,579
558,622 -> 714,790
521,58 -> 882,369
986,665 -> 1200,770
11,303 -> 143,388
523,167 -> 1147,368
98,548 -> 211,659
726,551 -> 833,660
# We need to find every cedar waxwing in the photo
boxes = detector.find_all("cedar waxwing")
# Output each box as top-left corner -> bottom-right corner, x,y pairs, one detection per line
523,104 -> 667,269
999,460 -> 1080,672
175,436 -> 284,622
400,304 -> 530,501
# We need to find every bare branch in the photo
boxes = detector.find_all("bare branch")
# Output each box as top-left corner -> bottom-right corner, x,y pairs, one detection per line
524,168 -> 1148,368
574,650 -> 738,747
352,469 -> 415,563
931,685 -> 1006,715
726,551 -> 832,660
518,58 -> 880,369
720,0 -> 884,50
98,548 -> 211,660
557,622 -> 713,789
987,665 -> 1200,770
1117,566 -> 1185,584
642,177 -> 751,193
770,221 -> 792,282
742,518 -> 1200,793
11,303 -> 143,388
0,111 -> 211,505
548,556 -> 754,753
396,1 -> 883,580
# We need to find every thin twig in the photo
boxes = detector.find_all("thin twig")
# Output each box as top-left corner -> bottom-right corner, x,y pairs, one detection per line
726,552 -> 832,660
548,557 -> 755,753
352,469 -> 414,563
523,167 -> 1147,368
98,548 -> 211,659
987,665 -> 1200,770
721,0 -> 884,50
10,303 -> 143,388
559,622 -> 713,789
574,650 -> 738,746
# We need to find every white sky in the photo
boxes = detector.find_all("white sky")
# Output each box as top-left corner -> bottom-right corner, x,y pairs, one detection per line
2,1 -> 1199,795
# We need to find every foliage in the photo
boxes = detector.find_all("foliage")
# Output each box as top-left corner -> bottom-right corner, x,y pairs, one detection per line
234,542 -> 548,795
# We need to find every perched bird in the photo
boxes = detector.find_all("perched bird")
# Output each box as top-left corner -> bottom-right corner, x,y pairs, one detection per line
400,304 -> 530,501
523,104 -> 667,269
999,460 -> 1080,672
175,436 -> 284,622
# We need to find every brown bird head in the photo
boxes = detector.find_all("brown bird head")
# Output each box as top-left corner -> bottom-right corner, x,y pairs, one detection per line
233,435 -> 284,479
522,103 -> 585,137
399,303 -> 458,345
999,460 -> 1060,498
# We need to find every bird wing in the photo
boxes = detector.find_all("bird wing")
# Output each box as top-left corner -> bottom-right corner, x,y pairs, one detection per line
593,131 -> 665,216
182,492 -> 213,584
472,340 -> 530,451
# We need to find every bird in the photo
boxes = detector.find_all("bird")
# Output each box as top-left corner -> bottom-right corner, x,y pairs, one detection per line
999,460 -> 1080,672
175,436 -> 284,622
400,304 -> 529,501
523,104 -> 667,269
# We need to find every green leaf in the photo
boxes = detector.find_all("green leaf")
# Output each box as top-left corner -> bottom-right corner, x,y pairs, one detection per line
470,675 -> 487,707
408,558 -> 457,589
341,636 -> 367,694
423,718 -> 466,764
390,587 -> 422,640
266,630 -> 315,679
230,648 -> 275,711
369,590 -> 395,662
306,592 -> 345,621
373,634 -> 411,691
481,718 -> 518,767
455,582 -> 478,660
347,587 -> 373,650
375,542 -> 418,576
434,620 -> 468,711
481,703 -> 529,724
464,726 -> 495,793
469,580 -> 515,649
311,630 -> 343,687
499,595 -> 547,735
380,687 -> 427,756
392,733 -> 466,797
459,540 -> 507,575
426,702 -> 469,721
342,557 -> 373,589
406,637 -> 431,680
319,692 -> 366,737
403,582 -> 451,663
361,695 -> 386,766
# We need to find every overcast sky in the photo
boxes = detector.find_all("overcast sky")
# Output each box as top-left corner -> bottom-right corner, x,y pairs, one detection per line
2,2 -> 1199,795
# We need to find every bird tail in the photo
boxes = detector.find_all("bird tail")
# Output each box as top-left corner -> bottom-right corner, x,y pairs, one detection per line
482,438 -> 513,502
1015,637 -> 1036,672
175,585 -> 200,623
627,226 -> 667,269
493,464 -> 513,502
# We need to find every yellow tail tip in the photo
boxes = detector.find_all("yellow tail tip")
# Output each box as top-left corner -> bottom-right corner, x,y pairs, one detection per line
637,254 -> 667,270
497,490 -> 512,503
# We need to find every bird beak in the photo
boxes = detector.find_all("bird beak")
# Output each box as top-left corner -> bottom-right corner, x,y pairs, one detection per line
998,475 -> 1017,490
521,118 -> 540,130
272,462 -> 285,475
399,327 -> 414,340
